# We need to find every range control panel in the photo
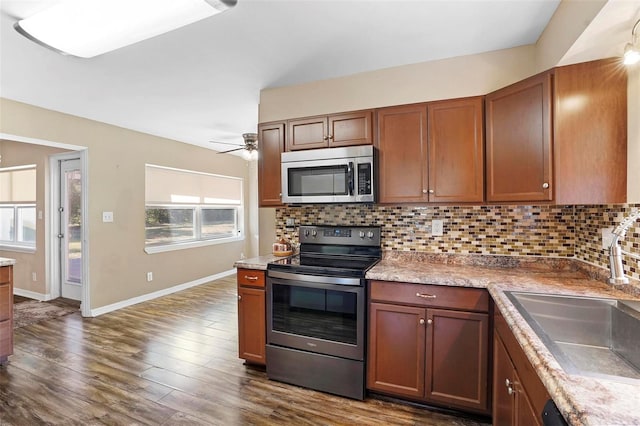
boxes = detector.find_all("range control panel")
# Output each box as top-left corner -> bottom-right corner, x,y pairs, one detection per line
299,225 -> 380,246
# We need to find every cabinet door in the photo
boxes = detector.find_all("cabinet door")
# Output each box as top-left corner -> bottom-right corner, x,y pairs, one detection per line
428,97 -> 484,203
376,104 -> 429,203
485,72 -> 552,202
287,116 -> 328,151
493,334 -> 516,426
328,110 -> 373,147
367,302 -> 426,398
258,122 -> 285,206
515,375 -> 541,426
238,286 -> 266,365
425,308 -> 489,413
554,58 -> 627,204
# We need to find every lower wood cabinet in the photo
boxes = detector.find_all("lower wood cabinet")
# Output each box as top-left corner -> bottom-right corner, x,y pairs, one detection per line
367,281 -> 490,414
493,307 -> 550,426
237,269 -> 266,365
0,265 -> 14,365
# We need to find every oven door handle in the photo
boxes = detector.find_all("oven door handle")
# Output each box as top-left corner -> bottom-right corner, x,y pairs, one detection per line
268,270 -> 362,287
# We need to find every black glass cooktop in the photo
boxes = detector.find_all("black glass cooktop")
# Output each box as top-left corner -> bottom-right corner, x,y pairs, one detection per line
268,244 -> 381,279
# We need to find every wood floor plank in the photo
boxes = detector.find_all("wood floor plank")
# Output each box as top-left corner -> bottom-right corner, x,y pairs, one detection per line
2,275 -> 489,426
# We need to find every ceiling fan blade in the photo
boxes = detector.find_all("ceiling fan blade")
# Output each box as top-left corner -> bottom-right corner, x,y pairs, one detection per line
210,140 -> 244,146
217,147 -> 245,154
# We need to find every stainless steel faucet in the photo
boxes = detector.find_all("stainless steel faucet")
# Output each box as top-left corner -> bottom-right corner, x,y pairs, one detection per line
609,208 -> 640,285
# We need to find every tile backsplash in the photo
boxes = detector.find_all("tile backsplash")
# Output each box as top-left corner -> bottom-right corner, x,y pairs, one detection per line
275,203 -> 640,282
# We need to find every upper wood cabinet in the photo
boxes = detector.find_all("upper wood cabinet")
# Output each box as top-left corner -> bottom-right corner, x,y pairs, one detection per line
486,58 -> 627,204
376,97 -> 484,204
428,97 -> 484,203
286,110 -> 373,151
258,122 -> 285,207
553,58 -> 627,204
485,71 -> 553,202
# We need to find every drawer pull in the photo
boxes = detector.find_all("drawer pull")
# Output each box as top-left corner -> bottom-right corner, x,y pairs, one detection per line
416,292 -> 436,299
244,276 -> 259,281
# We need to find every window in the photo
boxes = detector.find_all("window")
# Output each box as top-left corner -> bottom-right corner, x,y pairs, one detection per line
0,165 -> 37,250
145,165 -> 243,253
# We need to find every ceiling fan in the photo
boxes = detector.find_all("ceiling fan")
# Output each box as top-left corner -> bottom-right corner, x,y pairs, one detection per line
211,132 -> 258,155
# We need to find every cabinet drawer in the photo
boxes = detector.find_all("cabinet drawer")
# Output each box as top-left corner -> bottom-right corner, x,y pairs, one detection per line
0,266 -> 10,284
237,269 -> 266,288
370,280 -> 488,312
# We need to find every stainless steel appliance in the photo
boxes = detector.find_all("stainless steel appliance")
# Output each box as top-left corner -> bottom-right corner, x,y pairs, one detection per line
266,225 -> 381,400
280,145 -> 376,204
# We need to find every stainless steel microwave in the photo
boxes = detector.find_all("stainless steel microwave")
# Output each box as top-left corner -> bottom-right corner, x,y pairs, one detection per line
281,145 -> 376,204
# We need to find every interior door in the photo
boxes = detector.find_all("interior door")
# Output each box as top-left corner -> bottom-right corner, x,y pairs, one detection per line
60,159 -> 82,300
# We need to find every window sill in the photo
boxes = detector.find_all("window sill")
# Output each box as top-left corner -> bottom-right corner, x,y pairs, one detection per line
144,235 -> 244,254
0,245 -> 36,254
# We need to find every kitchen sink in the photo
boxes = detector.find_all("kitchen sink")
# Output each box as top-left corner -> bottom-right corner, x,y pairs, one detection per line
506,292 -> 640,383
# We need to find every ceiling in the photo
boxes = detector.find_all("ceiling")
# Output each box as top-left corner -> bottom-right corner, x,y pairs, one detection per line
1,0 -> 568,154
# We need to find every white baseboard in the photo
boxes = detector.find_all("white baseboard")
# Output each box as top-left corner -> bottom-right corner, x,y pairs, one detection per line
89,269 -> 236,317
13,288 -> 54,301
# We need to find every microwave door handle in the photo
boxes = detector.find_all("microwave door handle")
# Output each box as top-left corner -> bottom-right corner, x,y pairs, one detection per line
348,162 -> 354,196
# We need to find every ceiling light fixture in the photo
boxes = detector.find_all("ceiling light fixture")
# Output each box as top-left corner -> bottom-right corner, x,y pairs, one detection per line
623,18 -> 640,65
14,0 -> 237,59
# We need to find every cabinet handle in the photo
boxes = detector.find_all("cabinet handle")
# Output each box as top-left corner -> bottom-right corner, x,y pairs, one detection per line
416,292 -> 437,299
323,135 -> 329,141
328,134 -> 334,140
419,319 -> 425,325
507,386 -> 514,396
422,189 -> 428,194
427,319 -> 433,325
238,295 -> 242,300
244,276 -> 259,281
429,189 -> 434,194
542,182 -> 549,189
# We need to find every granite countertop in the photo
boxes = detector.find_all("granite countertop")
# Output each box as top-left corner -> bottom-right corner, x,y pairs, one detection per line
368,253 -> 640,426
0,257 -> 16,267
233,254 -> 285,270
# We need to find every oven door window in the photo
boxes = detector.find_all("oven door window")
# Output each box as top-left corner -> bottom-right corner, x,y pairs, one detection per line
287,165 -> 348,197
272,283 -> 358,345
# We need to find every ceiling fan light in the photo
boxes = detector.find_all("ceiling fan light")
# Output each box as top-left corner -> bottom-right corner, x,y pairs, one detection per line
14,0 -> 236,58
623,42 -> 640,65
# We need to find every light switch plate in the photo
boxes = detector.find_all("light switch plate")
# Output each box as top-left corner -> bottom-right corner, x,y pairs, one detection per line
432,219 -> 444,236
102,211 -> 114,223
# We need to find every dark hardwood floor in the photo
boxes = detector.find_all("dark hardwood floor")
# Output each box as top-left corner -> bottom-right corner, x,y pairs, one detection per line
1,275 -> 489,425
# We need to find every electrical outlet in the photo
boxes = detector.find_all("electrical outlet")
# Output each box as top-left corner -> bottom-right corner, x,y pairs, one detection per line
146,272 -> 153,282
286,218 -> 295,227
601,227 -> 614,250
432,219 -> 444,237
102,211 -> 114,223
32,272 -> 37,282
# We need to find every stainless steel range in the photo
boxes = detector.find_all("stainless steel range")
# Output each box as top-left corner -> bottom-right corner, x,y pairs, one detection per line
266,225 -> 381,400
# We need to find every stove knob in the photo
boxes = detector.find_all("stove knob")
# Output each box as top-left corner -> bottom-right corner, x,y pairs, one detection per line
311,230 -> 317,237
359,231 -> 365,239
367,231 -> 374,239
304,229 -> 310,237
